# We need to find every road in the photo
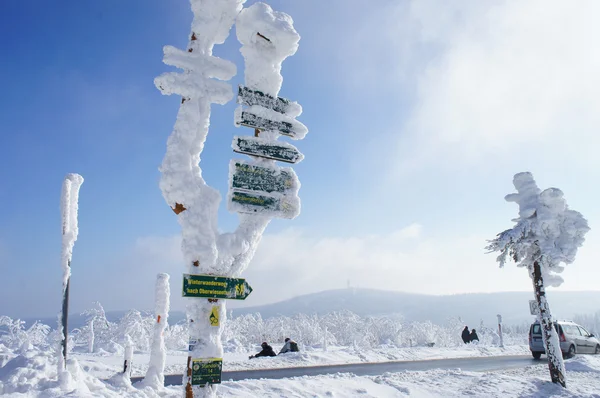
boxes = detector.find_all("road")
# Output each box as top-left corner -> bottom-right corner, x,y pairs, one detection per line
131,355 -> 539,386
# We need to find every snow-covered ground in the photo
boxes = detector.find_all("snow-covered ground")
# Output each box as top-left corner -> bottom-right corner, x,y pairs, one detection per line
2,346 -> 600,397
70,344 -> 531,379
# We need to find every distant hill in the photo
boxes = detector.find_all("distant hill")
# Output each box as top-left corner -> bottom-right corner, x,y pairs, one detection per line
22,289 -> 600,330
230,288 -> 600,327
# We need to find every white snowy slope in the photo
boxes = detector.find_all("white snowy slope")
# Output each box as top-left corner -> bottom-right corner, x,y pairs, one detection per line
2,347 -> 600,397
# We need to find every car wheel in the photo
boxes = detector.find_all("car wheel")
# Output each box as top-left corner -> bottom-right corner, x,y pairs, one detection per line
595,345 -> 600,355
532,352 -> 542,360
566,345 -> 576,358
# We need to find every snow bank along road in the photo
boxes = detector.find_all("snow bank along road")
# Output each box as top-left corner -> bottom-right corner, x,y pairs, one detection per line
131,355 -> 539,386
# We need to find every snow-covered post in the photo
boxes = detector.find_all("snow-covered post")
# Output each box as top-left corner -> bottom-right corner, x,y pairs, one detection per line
497,314 -> 504,348
88,318 -> 95,353
58,173 -> 83,378
487,172 -> 589,387
144,273 -> 171,389
123,334 -> 133,377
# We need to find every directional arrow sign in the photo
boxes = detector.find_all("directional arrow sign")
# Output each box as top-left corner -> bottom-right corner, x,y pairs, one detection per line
228,190 -> 299,219
237,110 -> 293,134
237,85 -> 297,115
182,274 -> 253,300
231,160 -> 296,194
232,136 -> 304,164
235,110 -> 307,140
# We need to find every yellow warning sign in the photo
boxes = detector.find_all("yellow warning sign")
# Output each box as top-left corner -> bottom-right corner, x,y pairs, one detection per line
209,306 -> 219,327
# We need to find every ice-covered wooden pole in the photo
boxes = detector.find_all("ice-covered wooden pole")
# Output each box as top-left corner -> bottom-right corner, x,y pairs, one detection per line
57,173 -> 83,379
486,172 -> 589,388
144,273 -> 171,389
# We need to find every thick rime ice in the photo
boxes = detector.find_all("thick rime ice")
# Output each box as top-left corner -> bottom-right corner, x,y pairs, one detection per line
57,173 -> 83,382
236,2 -> 300,96
142,273 -> 170,389
487,172 -> 589,286
59,174 -> 84,293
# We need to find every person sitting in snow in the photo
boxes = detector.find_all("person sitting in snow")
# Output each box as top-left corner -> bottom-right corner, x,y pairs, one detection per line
279,337 -> 299,354
461,326 -> 470,344
249,342 -> 277,359
470,329 -> 479,343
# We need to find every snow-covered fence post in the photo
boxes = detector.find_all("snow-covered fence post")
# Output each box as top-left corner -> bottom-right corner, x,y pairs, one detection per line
144,273 -> 171,389
58,173 -> 83,377
486,172 -> 589,388
155,1 -> 306,397
497,314 -> 504,348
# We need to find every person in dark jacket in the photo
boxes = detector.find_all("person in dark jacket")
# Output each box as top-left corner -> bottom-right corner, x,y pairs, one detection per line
461,326 -> 470,344
470,329 -> 479,343
249,342 -> 277,359
279,337 -> 299,354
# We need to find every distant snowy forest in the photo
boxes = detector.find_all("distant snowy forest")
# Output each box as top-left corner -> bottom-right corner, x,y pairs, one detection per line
0,304 -> 563,357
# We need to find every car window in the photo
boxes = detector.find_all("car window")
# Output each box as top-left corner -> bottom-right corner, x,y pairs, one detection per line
532,324 -> 541,334
578,326 -> 590,337
571,325 -> 582,336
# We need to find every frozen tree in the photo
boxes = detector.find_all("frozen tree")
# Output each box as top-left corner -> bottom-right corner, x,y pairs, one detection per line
155,1 -> 304,397
487,172 -> 589,387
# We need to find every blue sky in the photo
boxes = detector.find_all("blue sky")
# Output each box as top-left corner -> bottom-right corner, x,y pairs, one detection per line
1,0 -> 599,318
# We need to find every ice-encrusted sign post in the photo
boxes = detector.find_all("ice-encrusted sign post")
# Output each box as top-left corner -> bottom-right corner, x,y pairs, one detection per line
486,172 -> 589,388
155,1 -> 305,397
58,173 -> 83,381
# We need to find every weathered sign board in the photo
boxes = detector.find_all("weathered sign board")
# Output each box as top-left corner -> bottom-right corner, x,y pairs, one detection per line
232,136 -> 303,164
237,85 -> 296,115
229,190 -> 298,219
236,110 -> 296,137
191,358 -> 222,386
231,161 -> 295,194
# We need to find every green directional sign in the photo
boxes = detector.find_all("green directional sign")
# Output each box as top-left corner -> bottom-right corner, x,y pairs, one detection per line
182,274 -> 253,300
237,85 -> 293,114
233,136 -> 303,164
191,358 -> 222,386
231,161 -> 295,194
229,190 -> 298,219
237,111 -> 297,137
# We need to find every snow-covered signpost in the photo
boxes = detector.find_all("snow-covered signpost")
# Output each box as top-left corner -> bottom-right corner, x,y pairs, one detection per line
155,1 -> 305,397
487,172 -> 589,387
58,173 -> 83,381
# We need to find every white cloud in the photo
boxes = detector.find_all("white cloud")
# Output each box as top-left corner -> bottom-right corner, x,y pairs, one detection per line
347,1 -> 600,170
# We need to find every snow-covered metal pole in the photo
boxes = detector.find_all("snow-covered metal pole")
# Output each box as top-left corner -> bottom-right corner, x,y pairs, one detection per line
487,172 -> 589,388
57,173 -> 83,379
144,273 -> 171,389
